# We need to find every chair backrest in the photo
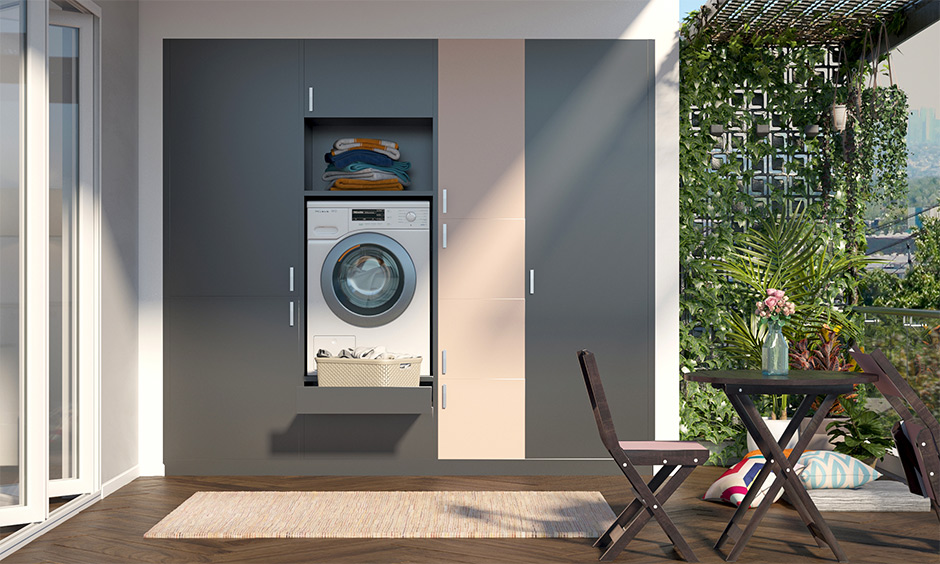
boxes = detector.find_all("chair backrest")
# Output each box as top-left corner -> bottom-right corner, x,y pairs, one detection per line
850,348 -> 940,504
577,349 -> 620,453
851,348 -> 940,436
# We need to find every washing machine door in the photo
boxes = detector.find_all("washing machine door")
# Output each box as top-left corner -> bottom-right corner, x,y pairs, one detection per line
321,232 -> 417,328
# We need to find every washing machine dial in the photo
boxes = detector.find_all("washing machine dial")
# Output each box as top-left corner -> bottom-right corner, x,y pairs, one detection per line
405,211 -> 417,222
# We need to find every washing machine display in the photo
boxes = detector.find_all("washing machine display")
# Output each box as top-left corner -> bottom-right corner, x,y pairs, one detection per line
322,232 -> 416,327
306,201 -> 431,376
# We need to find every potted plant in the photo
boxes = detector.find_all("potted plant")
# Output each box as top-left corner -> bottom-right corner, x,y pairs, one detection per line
789,326 -> 857,449
826,393 -> 894,464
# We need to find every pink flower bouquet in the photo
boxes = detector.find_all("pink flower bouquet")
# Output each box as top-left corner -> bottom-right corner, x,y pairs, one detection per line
755,288 -> 795,328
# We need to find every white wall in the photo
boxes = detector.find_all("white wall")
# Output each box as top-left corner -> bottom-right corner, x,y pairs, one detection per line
137,0 -> 680,475
100,0 -> 140,485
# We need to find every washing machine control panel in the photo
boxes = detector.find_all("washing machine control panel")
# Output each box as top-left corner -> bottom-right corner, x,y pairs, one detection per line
307,202 -> 430,239
349,207 -> 429,229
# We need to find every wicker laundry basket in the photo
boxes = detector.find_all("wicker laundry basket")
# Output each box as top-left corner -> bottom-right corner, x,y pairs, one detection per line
316,356 -> 422,387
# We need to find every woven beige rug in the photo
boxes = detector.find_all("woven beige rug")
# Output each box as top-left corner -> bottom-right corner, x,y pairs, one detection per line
144,491 -> 615,539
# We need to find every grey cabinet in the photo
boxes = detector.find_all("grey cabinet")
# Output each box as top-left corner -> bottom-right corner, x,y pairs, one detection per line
303,40 -> 436,118
524,40 -> 655,458
165,297 -> 302,463
164,40 -> 305,469
165,39 -> 303,297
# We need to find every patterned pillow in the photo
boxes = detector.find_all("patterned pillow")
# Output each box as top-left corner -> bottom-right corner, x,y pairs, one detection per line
704,453 -> 793,508
797,451 -> 881,489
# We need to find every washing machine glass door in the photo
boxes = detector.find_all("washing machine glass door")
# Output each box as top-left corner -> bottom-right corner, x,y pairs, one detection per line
322,232 -> 417,328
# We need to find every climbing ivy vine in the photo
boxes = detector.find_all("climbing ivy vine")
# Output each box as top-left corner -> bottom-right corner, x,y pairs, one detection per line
677,14 -> 910,452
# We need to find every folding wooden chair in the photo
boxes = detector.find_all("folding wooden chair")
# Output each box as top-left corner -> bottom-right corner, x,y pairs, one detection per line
850,348 -> 940,521
577,349 -> 709,562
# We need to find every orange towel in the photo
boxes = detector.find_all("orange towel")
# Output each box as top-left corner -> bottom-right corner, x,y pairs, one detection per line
330,178 -> 404,191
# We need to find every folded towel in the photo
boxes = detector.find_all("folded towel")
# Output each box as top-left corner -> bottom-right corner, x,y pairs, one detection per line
334,138 -> 398,150
330,178 -> 404,191
322,169 -> 404,184
325,149 -> 394,169
330,185 -> 403,191
322,163 -> 412,186
331,145 -> 400,160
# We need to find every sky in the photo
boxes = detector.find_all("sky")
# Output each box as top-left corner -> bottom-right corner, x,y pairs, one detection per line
678,1 -> 940,112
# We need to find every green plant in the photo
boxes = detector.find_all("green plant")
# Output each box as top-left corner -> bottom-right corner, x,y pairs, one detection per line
708,212 -> 873,366
679,380 -> 746,465
826,394 -> 894,462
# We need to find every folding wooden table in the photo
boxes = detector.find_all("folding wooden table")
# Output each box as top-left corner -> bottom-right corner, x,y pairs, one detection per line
685,370 -> 877,562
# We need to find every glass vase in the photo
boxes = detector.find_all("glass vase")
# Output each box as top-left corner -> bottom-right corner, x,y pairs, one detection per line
761,322 -> 789,376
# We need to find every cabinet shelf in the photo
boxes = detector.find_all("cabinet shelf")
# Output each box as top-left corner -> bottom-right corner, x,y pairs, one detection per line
296,385 -> 432,414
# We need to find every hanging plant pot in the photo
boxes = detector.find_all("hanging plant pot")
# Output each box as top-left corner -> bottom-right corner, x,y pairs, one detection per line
831,103 -> 847,132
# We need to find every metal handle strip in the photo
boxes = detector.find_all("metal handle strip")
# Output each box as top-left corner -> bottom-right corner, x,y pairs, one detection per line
443,189 -> 447,214
442,349 -> 447,375
442,383 -> 447,409
529,269 -> 535,295
289,301 -> 294,327
308,87 -> 313,112
289,266 -> 294,292
443,223 -> 447,248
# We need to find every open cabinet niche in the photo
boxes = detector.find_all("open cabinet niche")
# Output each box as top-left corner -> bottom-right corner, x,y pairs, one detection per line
304,117 -> 434,195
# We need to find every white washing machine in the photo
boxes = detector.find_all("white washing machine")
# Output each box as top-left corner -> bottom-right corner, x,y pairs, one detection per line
306,200 -> 431,376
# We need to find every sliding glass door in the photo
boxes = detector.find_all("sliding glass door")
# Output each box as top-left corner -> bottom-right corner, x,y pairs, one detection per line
0,0 -> 44,527
0,0 -> 97,530
48,7 -> 94,498
0,0 -> 26,519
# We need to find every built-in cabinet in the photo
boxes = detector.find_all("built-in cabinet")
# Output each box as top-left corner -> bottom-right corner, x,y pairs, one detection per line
437,40 -> 526,459
303,40 -> 435,118
524,40 -> 655,458
164,40 -> 305,467
165,38 -> 656,472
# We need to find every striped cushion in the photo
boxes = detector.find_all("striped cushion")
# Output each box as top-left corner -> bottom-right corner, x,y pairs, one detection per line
797,451 -> 881,489
704,454 -> 789,508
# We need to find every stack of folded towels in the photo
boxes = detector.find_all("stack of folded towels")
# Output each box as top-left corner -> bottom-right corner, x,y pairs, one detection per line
323,137 -> 411,191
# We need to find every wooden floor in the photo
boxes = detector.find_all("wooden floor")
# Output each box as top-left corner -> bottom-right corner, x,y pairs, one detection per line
5,468 -> 938,563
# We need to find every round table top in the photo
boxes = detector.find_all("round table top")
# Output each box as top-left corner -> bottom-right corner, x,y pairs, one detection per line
685,369 -> 877,390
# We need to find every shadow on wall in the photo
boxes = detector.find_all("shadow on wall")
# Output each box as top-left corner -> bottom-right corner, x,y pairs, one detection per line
271,414 -> 419,455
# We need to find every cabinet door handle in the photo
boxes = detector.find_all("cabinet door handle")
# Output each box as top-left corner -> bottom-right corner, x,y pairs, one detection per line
289,267 -> 294,292
289,301 -> 294,327
442,223 -> 447,249
443,189 -> 447,214
529,269 -> 535,295
442,383 -> 447,409
442,349 -> 447,375
308,87 -> 314,112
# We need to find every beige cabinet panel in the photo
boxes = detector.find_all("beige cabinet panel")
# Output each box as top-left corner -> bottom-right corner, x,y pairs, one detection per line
439,298 -> 524,381
438,40 -> 524,219
439,218 -> 525,299
438,378 -> 525,459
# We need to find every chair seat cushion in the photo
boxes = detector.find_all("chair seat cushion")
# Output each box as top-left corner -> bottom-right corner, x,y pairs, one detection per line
704,452 -> 799,508
619,440 -> 710,465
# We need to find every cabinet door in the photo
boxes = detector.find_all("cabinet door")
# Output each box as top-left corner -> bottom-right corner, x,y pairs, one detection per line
438,379 -> 525,460
438,40 -> 525,219
525,40 -> 655,458
165,297 -> 303,465
304,40 -> 435,118
165,40 -> 303,297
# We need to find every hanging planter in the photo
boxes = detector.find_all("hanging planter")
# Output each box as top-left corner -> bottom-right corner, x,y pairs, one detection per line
831,103 -> 847,132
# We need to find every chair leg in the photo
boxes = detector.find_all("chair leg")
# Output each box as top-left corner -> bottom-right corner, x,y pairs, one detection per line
595,465 -> 673,548
599,465 -> 699,562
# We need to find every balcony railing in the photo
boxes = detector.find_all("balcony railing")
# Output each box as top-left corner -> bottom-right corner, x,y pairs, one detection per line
854,306 -> 940,422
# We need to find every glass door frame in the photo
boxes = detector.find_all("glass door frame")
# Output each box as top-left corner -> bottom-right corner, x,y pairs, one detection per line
47,6 -> 96,499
